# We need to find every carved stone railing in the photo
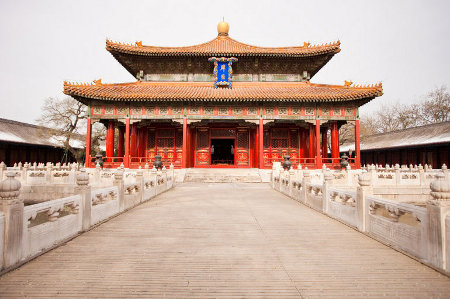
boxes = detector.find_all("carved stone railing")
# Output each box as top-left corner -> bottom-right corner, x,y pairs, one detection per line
0,164 -> 176,273
270,164 -> 450,274
23,195 -> 82,262
90,186 -> 119,225
327,188 -> 358,228
367,195 -> 427,259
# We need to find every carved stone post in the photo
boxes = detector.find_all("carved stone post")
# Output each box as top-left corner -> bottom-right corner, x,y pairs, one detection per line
136,169 -> 144,203
113,168 -> 125,212
0,172 -> 23,269
288,168 -> 296,197
301,168 -> 311,204
323,169 -> 334,213
45,163 -> 53,184
356,171 -> 373,232
0,162 -> 6,181
418,164 -> 425,186
74,169 -> 91,231
22,163 -> 29,185
394,164 -> 400,185
426,173 -> 450,270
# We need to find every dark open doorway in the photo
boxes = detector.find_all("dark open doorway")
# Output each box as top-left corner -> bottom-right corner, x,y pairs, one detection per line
211,139 -> 235,165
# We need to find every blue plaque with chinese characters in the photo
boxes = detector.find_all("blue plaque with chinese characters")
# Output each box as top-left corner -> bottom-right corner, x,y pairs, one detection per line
208,57 -> 238,88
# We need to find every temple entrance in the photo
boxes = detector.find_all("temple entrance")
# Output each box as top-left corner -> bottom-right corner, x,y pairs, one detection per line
211,139 -> 235,165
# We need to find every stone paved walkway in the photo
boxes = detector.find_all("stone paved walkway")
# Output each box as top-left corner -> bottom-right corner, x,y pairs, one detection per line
0,183 -> 449,298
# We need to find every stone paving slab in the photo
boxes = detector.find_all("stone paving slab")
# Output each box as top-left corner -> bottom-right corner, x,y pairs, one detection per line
0,183 -> 449,298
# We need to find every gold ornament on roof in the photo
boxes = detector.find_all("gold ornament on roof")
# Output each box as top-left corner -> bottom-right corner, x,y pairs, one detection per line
344,80 -> 353,87
93,79 -> 103,86
217,20 -> 229,36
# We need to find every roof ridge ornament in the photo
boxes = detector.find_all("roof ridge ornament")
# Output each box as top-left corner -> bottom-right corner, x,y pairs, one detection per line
208,57 -> 238,89
93,79 -> 103,86
344,80 -> 353,88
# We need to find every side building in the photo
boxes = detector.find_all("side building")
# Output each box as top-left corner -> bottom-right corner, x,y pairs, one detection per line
0,118 -> 82,166
64,22 -> 383,169
340,121 -> 450,168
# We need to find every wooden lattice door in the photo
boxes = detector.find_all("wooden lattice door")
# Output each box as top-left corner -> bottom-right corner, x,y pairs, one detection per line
289,129 -> 299,166
236,129 -> 250,166
156,129 -> 175,164
195,128 -> 209,166
271,128 -> 289,163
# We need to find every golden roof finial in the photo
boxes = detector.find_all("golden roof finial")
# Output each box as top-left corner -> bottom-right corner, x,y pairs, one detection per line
93,79 -> 102,86
217,19 -> 229,37
344,80 -> 353,88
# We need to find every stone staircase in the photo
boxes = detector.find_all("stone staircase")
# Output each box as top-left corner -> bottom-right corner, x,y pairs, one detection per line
183,168 -> 269,183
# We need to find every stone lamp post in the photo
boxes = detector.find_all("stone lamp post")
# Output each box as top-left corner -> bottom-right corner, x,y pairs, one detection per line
0,172 -> 23,268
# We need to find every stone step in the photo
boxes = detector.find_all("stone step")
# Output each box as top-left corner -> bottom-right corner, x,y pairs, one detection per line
183,168 -> 263,183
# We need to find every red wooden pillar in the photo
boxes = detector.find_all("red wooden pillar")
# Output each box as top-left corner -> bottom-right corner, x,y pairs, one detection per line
124,118 -> 130,168
308,124 -> 314,160
85,118 -> 92,168
331,121 -> 339,161
130,123 -> 137,159
315,119 -> 322,169
106,121 -> 115,162
355,119 -> 361,169
182,118 -> 188,168
259,118 -> 264,169
137,127 -> 147,159
321,127 -> 328,161
118,126 -> 125,158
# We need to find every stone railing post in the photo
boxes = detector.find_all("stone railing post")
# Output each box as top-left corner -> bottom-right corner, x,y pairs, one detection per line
394,164 -> 401,185
301,168 -> 311,204
162,167 -> 168,191
0,162 -> 6,181
113,168 -> 125,212
94,163 -> 101,185
426,173 -> 450,270
22,163 -> 29,185
418,164 -> 426,186
45,163 -> 53,184
136,169 -> 144,203
0,172 -> 23,269
74,169 -> 91,231
322,169 -> 334,213
356,171 -> 373,232
288,168 -> 296,197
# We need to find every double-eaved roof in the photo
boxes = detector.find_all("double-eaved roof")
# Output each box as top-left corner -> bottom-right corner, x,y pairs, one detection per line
106,36 -> 341,58
64,81 -> 383,104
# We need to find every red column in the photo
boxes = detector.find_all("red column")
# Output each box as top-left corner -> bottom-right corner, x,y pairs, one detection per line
308,124 -> 314,160
182,118 -> 188,168
355,119 -> 361,169
106,121 -> 115,162
331,121 -> 339,161
315,119 -> 322,169
321,127 -> 328,161
130,124 -> 137,158
259,118 -> 264,168
124,118 -> 130,168
85,118 -> 92,168
137,127 -> 147,159
118,126 -> 125,158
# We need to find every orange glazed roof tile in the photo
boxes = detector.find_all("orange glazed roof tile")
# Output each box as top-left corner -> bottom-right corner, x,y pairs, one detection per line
106,36 -> 341,57
63,81 -> 383,104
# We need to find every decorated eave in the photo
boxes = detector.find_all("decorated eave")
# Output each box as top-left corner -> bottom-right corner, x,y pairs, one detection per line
63,80 -> 383,106
106,37 -> 341,58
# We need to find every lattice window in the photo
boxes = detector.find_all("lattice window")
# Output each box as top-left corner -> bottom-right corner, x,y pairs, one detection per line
197,129 -> 209,148
157,129 -> 175,138
157,138 -> 174,148
290,131 -> 299,149
210,128 -> 236,138
237,131 -> 249,149
272,139 -> 288,149
272,128 -> 288,138
263,131 -> 270,149
147,130 -> 156,148
175,130 -> 183,148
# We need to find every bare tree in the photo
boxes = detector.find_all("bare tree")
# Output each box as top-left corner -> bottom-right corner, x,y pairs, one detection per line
419,85 -> 450,124
37,97 -> 87,162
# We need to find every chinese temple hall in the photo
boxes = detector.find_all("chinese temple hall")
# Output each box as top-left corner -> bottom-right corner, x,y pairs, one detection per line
64,21 -> 383,169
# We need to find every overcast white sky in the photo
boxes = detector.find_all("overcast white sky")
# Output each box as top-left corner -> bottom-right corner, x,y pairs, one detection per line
1,0 -> 449,124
